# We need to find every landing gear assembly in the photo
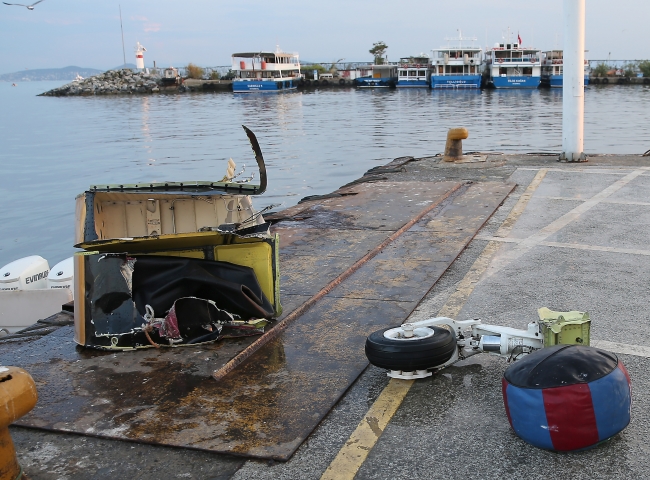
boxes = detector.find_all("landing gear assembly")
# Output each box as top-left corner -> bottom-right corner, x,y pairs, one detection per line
365,309 -> 590,379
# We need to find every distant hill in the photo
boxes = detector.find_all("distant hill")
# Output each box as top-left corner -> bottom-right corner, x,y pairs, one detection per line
0,64 -> 139,82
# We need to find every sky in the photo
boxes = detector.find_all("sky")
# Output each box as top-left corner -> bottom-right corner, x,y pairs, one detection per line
1,0 -> 649,74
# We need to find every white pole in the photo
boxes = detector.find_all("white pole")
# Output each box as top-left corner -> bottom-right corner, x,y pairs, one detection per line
561,0 -> 586,161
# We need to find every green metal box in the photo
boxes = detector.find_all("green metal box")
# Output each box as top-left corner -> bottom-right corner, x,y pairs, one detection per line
538,307 -> 591,347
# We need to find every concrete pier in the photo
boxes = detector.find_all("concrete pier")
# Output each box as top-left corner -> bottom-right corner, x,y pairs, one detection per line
4,152 -> 650,478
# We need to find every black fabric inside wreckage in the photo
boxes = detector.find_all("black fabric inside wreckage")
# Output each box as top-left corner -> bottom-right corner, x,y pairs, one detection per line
90,254 -> 274,345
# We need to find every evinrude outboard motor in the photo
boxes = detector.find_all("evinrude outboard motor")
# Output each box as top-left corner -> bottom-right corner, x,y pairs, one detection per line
0,256 -> 50,291
47,257 -> 75,299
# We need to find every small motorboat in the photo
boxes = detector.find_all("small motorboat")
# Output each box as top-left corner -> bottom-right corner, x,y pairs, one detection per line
0,255 -> 74,333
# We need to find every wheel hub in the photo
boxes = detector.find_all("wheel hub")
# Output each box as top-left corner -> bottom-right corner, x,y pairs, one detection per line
383,326 -> 435,341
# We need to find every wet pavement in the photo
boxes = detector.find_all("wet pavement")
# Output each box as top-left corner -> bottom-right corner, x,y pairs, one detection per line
6,153 -> 650,478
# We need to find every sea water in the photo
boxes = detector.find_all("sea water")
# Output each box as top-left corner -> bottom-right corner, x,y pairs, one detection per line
1,81 -> 650,266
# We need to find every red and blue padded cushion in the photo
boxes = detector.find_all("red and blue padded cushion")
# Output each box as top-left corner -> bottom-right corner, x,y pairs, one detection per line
502,345 -> 631,451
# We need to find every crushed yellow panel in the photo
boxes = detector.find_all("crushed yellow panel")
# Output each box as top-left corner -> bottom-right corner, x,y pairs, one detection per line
214,243 -> 274,303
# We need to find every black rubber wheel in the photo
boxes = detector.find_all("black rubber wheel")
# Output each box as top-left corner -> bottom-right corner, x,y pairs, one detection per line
304,79 -> 311,86
388,80 -> 397,89
339,78 -> 346,85
602,77 -> 609,84
644,78 -> 650,85
365,326 -> 457,371
591,78 -> 600,85
321,79 -> 329,86
313,80 -> 320,87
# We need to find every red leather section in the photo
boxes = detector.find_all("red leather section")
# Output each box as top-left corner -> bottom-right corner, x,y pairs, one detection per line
619,361 -> 631,389
542,384 -> 599,451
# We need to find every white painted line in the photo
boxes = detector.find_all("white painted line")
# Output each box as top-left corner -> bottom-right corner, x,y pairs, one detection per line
592,340 -> 650,359
476,236 -> 650,257
536,196 -> 650,207
542,242 -> 650,256
516,167 -> 650,176
486,168 -> 650,277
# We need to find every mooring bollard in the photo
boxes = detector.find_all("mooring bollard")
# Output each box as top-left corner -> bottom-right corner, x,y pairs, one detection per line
444,128 -> 469,162
0,366 -> 38,480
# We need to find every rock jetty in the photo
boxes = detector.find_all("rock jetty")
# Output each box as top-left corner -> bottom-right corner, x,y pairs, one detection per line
39,69 -> 168,96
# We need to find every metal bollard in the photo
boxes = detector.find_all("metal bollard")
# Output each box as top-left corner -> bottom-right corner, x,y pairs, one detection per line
444,128 -> 469,162
0,366 -> 38,480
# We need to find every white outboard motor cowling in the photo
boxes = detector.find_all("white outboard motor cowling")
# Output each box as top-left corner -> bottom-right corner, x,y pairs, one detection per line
0,255 -> 50,291
47,257 -> 75,299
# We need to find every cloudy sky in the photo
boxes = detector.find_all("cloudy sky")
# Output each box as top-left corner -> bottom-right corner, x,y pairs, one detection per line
0,0 -> 648,74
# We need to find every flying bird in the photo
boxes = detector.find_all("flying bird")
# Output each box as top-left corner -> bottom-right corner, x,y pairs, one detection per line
2,0 -> 44,10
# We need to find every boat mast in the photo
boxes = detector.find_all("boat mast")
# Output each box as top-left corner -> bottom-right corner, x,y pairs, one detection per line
119,5 -> 126,68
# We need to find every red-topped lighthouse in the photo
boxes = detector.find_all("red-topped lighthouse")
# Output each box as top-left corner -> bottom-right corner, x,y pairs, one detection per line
135,42 -> 147,70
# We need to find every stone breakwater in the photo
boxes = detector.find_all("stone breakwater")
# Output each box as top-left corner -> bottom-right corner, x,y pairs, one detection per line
39,69 -> 169,96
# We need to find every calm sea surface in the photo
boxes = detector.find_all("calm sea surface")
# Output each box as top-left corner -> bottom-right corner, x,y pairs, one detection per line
1,81 -> 650,267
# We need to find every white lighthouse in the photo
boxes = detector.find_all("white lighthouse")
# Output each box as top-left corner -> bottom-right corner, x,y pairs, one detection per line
135,42 -> 147,70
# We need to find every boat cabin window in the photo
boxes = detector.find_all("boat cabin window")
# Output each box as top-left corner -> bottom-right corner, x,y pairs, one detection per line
418,70 -> 426,76
408,70 -> 417,77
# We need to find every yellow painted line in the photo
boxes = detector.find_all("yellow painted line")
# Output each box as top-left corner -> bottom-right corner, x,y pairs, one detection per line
320,169 -> 547,480
320,379 -> 413,480
592,340 -> 650,358
439,168 -> 547,319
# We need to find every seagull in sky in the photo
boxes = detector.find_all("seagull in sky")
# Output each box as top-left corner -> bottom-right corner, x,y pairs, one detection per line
2,0 -> 44,10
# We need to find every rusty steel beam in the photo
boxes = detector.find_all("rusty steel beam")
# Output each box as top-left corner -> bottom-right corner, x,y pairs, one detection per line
211,182 -> 463,381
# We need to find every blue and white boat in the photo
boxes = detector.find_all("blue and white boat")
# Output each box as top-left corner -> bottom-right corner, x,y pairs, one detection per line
396,55 -> 431,87
485,40 -> 541,89
354,64 -> 398,88
541,50 -> 590,88
231,47 -> 301,93
431,35 -> 483,89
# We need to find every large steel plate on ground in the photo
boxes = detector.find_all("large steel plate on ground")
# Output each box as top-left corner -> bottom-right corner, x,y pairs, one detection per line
3,180 -> 514,460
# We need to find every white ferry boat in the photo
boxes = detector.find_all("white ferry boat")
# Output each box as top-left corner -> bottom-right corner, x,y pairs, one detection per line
396,55 -> 431,88
354,64 -> 398,88
431,35 -> 483,89
541,50 -> 590,88
231,47 -> 301,93
485,37 -> 541,89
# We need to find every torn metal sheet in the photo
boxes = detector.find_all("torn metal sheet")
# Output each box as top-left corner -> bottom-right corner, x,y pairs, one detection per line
72,126 -> 282,351
7,181 -> 514,460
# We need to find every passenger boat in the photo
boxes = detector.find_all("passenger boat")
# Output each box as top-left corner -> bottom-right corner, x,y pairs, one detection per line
231,47 -> 301,93
396,55 -> 431,88
354,64 -> 398,88
431,36 -> 483,89
541,50 -> 590,88
485,38 -> 541,89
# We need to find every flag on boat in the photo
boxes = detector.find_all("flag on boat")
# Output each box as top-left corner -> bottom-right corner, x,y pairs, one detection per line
518,33 -> 522,45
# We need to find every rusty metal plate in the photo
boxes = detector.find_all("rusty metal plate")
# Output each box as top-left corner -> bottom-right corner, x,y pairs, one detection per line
5,298 -> 412,460
330,183 -> 516,302
4,180 -> 514,461
277,181 -> 460,231
273,226 -> 389,259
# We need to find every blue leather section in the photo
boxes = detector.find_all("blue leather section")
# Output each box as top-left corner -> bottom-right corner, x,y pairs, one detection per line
506,383 -> 554,450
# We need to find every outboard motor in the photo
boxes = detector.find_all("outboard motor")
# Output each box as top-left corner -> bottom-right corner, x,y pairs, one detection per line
47,257 -> 75,299
0,256 -> 50,291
